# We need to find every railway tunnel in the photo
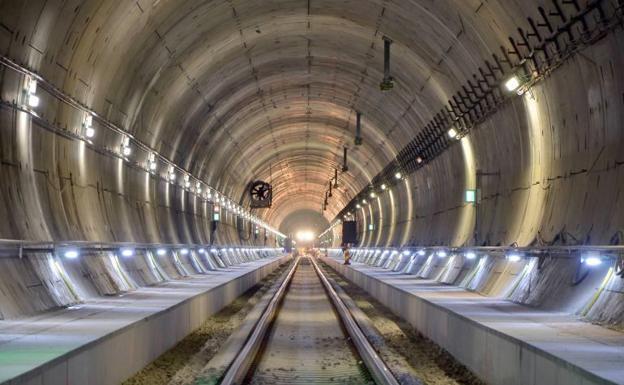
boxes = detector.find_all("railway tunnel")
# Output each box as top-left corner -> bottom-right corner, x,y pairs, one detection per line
0,1 -> 623,384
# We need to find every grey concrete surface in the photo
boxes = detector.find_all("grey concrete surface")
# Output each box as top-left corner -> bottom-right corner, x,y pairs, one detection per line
0,256 -> 286,385
324,257 -> 624,385
0,1 -> 623,383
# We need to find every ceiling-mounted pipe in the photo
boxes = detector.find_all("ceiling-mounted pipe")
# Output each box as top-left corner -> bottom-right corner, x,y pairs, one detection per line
333,168 -> 339,188
380,36 -> 395,91
342,147 -> 349,172
328,180 -> 333,197
355,111 -> 363,145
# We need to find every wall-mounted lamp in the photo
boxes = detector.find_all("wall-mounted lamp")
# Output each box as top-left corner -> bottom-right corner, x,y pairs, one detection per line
25,77 -> 39,108
64,249 -> 79,259
83,114 -> 95,138
504,76 -> 521,92
581,252 -> 603,267
121,135 -> 132,156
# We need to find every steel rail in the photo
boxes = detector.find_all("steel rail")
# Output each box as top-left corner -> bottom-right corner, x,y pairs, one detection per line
309,257 -> 400,385
219,257 -> 300,385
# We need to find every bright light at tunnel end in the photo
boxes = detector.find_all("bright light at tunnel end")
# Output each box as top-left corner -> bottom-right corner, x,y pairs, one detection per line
295,230 -> 316,242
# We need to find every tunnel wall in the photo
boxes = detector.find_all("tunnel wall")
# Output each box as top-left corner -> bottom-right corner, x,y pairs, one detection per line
0,100 -> 272,247
353,26 -> 624,249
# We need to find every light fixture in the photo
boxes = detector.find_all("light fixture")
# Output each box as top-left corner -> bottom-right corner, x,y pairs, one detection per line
447,128 -> 458,139
402,250 -> 411,256
394,172 -> 402,179
507,253 -> 522,262
27,77 -> 37,94
64,249 -> 79,259
581,252 -> 603,266
180,248 -> 189,255
417,249 -> 426,256
465,252 -> 477,260
168,165 -> 176,182
416,156 -> 423,164
25,77 -> 39,108
120,248 -> 134,257
198,248 -> 206,254
465,189 -> 477,203
370,192 -> 377,198
196,182 -> 202,194
361,199 -> 367,204
83,114 -> 95,138
583,257 -> 602,266
28,94 -> 40,108
504,75 -> 521,92
210,248 -> 218,253
436,250 -> 448,258
121,135 -> 131,156
356,204 -> 362,209
184,174 -> 191,189
148,152 -> 157,171
381,184 -> 387,190
156,248 -> 167,256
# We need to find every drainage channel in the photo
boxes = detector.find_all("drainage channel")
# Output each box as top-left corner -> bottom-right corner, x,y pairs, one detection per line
220,256 -> 399,385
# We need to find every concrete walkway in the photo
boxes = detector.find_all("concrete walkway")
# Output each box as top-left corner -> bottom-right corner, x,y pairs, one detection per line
324,257 -> 624,385
0,257 -> 285,385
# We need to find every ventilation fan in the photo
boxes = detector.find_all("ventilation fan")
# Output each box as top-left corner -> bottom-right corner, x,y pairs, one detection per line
249,180 -> 272,208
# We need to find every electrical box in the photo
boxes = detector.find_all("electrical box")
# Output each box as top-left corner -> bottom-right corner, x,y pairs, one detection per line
342,221 -> 358,245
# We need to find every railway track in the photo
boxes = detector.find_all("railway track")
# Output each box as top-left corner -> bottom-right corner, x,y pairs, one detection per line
218,256 -> 400,385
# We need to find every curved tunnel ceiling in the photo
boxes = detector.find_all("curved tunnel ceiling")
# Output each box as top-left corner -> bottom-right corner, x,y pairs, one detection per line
8,0 -> 545,230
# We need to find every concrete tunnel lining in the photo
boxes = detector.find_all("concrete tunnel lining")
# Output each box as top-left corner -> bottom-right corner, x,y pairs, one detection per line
0,1 -> 624,384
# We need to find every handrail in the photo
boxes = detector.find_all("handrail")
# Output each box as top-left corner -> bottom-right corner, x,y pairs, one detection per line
324,245 -> 624,257
0,238 -> 282,253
